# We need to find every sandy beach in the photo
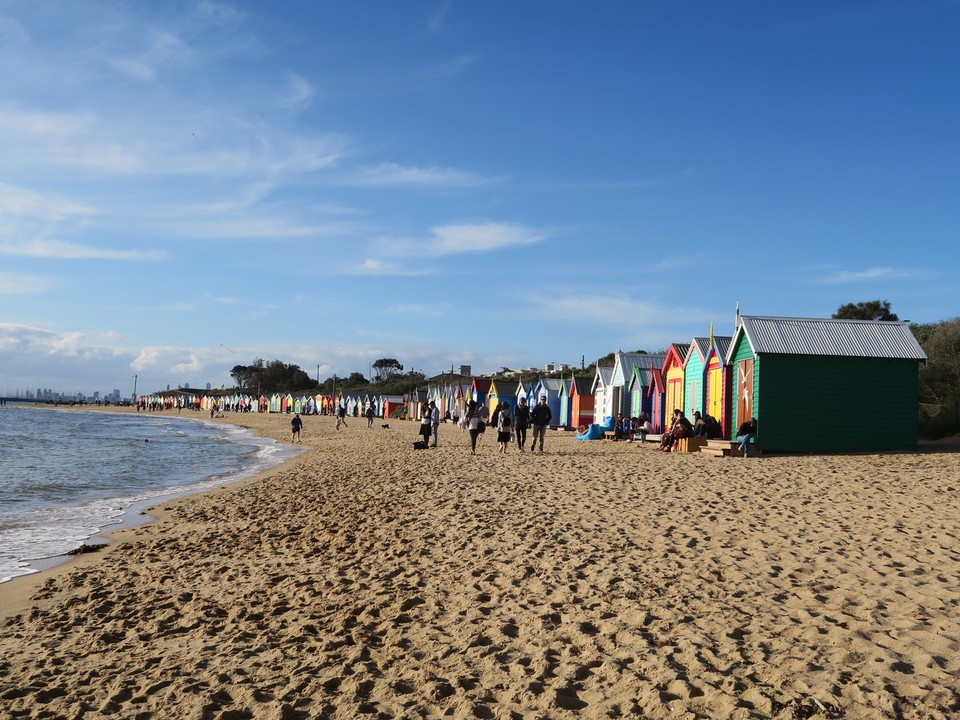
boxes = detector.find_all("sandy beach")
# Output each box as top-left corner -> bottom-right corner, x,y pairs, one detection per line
2,409 -> 959,719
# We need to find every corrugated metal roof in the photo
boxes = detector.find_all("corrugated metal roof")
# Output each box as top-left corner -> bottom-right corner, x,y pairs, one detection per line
572,377 -> 593,395
593,366 -> 614,392
666,343 -> 690,370
712,336 -> 732,360
738,316 -> 927,360
614,352 -> 666,384
685,338 -> 712,364
539,378 -> 563,392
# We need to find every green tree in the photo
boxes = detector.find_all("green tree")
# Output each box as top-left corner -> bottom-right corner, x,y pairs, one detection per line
230,358 -> 264,391
259,360 -> 318,393
372,358 -> 404,384
917,318 -> 960,439
832,300 -> 899,321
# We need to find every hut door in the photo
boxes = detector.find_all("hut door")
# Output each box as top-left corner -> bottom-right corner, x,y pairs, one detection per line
737,359 -> 754,422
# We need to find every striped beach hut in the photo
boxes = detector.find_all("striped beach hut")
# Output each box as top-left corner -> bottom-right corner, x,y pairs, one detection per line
683,338 -> 712,420
557,378 -> 573,429
533,378 -> 562,425
647,368 -> 666,433
515,380 -> 530,407
471,378 -> 491,409
382,395 -> 405,418
627,365 -> 658,421
569,377 -> 595,429
611,352 -> 666,418
592,366 -> 615,425
661,343 -> 690,422
406,390 -> 425,421
704,335 -> 733,437
726,316 -> 927,453
487,380 -> 517,415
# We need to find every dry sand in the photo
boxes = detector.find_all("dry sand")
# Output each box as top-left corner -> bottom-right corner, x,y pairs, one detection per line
1,409 -> 959,719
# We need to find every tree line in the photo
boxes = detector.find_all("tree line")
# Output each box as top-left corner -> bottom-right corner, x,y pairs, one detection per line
229,357 -> 425,396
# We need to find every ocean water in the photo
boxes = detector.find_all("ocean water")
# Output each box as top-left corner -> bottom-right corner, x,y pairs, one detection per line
0,406 -> 299,583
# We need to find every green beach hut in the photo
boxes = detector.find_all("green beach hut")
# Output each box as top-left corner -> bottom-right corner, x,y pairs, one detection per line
726,316 -> 927,453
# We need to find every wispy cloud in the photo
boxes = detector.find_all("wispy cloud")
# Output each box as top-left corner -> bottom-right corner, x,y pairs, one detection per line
351,258 -> 431,276
0,107 -> 95,137
111,29 -> 194,82
531,293 -> 710,327
815,266 -> 922,284
361,222 -> 549,271
0,272 -> 54,294
427,2 -> 452,32
279,72 -> 315,107
0,182 -> 94,220
427,222 -> 548,256
431,54 -> 478,78
391,302 -> 450,317
0,240 -> 165,261
342,162 -> 489,189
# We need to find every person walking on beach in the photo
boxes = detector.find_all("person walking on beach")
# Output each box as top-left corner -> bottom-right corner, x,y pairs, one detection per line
290,413 -> 303,443
494,400 -> 513,454
336,404 -> 348,430
514,396 -> 530,452
365,405 -> 374,428
530,395 -> 552,453
465,400 -> 488,455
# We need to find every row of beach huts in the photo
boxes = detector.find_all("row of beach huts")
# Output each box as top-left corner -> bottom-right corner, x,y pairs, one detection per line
143,316 -> 928,454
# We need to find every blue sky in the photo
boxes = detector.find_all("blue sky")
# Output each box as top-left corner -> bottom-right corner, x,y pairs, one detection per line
1,1 -> 957,397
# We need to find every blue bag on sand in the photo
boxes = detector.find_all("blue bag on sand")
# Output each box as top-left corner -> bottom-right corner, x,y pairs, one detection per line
576,424 -> 603,441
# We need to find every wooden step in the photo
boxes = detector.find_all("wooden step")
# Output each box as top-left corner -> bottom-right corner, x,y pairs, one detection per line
702,439 -> 759,457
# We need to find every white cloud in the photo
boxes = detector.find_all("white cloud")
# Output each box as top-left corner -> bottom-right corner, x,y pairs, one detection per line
352,258 -> 430,276
343,163 -> 489,188
817,267 -> 896,284
0,106 -> 95,137
428,222 -> 547,255
0,240 -> 165,261
364,221 -> 549,269
195,1 -> 247,29
532,294 -> 710,327
0,272 -> 54,294
0,323 -> 123,360
0,182 -> 94,220
280,72 -> 315,107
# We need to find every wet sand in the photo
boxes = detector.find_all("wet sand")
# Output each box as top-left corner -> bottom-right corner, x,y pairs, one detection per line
2,409 -> 959,719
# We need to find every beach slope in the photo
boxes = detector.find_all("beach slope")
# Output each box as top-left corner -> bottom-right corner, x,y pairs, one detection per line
2,412 -> 959,719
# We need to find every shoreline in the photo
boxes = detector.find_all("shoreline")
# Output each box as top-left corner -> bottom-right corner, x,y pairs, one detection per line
2,409 -> 959,718
0,405 -> 307,619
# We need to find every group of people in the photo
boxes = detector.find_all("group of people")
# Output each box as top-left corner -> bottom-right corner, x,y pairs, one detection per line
612,412 -> 654,442
657,409 -> 723,451
292,399 -> 757,458
457,396 -> 553,455
657,408 -> 758,456
419,400 -> 441,447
